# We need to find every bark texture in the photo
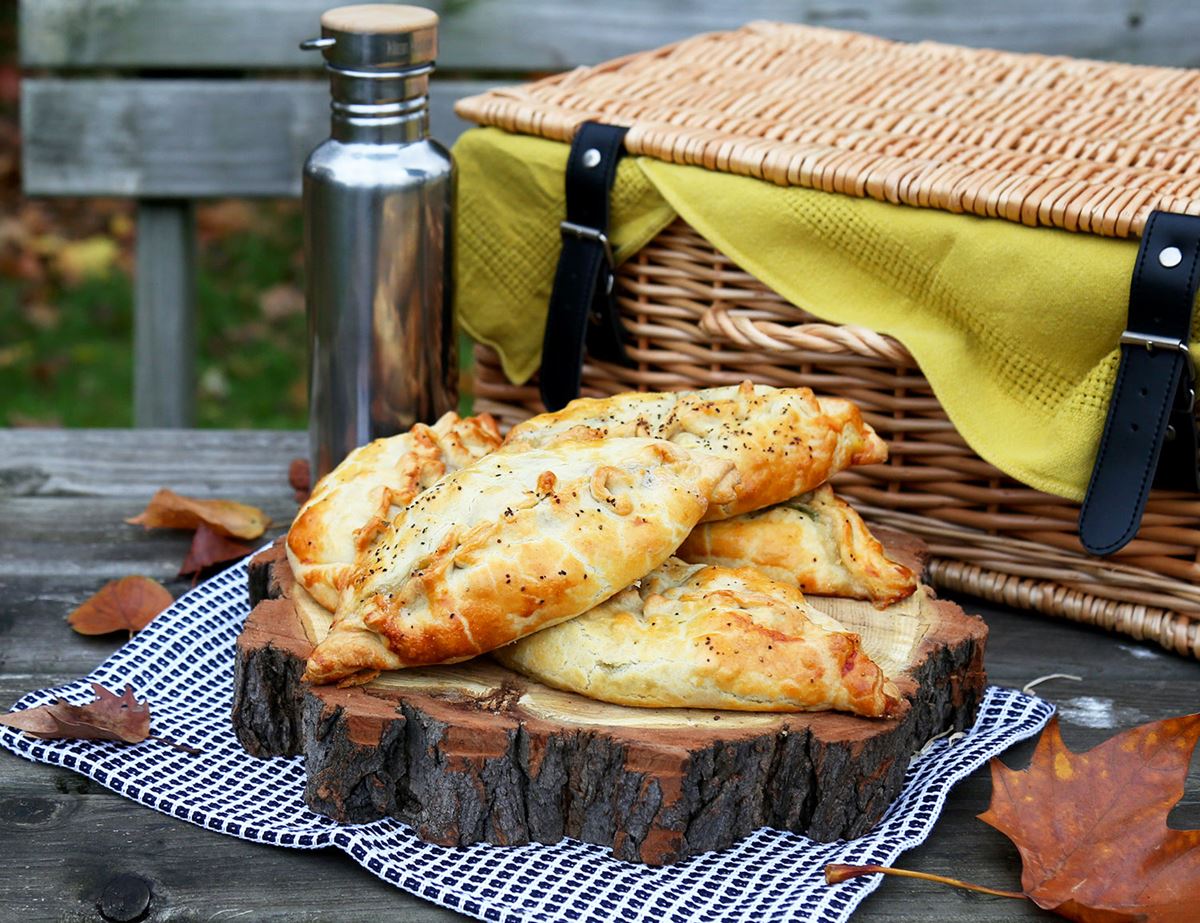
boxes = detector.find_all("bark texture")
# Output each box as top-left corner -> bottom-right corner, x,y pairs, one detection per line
231,544 -> 307,757
232,542 -> 987,864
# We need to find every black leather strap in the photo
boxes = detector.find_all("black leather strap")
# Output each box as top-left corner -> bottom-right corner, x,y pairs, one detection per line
1079,210 -> 1200,556
539,121 -> 630,412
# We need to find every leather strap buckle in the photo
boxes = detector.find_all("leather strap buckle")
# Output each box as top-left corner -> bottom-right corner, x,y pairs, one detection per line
1079,210 -> 1200,556
560,220 -> 616,307
539,121 -> 631,412
560,220 -> 615,269
1119,330 -> 1194,367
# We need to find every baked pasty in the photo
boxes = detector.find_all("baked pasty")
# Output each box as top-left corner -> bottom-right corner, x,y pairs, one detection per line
494,558 -> 902,717
286,412 -> 502,611
303,438 -> 740,684
502,381 -> 886,520
677,485 -> 918,606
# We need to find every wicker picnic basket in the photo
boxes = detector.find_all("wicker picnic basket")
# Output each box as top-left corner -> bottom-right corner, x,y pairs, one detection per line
455,24 -> 1200,658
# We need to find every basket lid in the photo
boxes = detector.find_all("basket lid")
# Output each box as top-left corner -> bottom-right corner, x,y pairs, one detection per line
455,23 -> 1200,238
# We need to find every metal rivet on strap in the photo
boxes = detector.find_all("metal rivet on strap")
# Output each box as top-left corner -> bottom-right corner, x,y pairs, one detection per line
1160,246 -> 1183,268
581,148 -> 602,168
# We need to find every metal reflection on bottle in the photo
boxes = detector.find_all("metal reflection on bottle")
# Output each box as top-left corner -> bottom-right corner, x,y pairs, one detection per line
302,15 -> 456,479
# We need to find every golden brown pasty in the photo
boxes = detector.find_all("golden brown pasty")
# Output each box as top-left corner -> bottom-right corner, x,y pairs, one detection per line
286,412 -> 502,611
502,381 -> 886,520
303,437 -> 740,684
494,558 -> 902,717
677,485 -> 917,607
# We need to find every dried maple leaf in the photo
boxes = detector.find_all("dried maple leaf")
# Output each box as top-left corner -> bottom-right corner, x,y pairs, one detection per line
980,714 -> 1200,922
0,683 -> 150,743
67,576 -> 174,636
826,714 -> 1200,922
178,523 -> 253,579
126,488 -> 269,540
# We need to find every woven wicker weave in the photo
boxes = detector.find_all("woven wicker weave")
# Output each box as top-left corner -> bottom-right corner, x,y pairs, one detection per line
474,220 -> 1200,659
456,22 -> 1200,238
460,25 -> 1200,657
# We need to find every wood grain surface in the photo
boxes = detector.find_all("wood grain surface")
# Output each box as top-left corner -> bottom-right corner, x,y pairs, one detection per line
22,2 -> 1200,198
1,429 -> 1197,921
21,0 -> 1200,71
21,78 -> 493,198
233,544 -> 985,863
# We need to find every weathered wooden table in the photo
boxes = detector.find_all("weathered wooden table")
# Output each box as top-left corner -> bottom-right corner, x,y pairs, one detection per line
2,429 -> 1197,922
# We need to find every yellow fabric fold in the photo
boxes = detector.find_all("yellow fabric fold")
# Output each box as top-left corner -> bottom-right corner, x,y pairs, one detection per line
454,127 -> 1198,501
454,128 -> 675,385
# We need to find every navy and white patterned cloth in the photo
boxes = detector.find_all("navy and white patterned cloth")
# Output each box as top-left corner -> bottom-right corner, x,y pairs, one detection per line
1,558 -> 1053,923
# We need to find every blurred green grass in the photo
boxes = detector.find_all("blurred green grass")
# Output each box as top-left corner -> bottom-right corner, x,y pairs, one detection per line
1,270 -> 135,426
0,0 -> 471,431
195,210 -> 309,428
1,205 -> 311,429
0,206 -> 475,429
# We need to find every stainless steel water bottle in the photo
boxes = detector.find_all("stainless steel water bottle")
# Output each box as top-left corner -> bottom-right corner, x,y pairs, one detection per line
301,4 -> 456,478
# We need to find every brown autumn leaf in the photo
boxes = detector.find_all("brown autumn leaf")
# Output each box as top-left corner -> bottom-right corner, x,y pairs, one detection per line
196,200 -> 258,241
259,282 -> 305,321
127,488 -> 269,540
0,683 -> 150,743
178,523 -> 254,579
826,714 -> 1200,922
67,576 -> 174,636
980,714 -> 1200,922
288,457 -> 311,503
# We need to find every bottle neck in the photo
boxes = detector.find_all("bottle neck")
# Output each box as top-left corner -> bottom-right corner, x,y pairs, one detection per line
327,64 -> 432,144
331,99 -> 430,143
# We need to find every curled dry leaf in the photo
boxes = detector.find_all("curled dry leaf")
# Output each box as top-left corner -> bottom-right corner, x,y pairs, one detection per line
0,683 -> 150,743
126,488 -> 269,540
67,576 -> 174,636
288,457 -> 312,503
825,714 -> 1200,923
179,523 -> 254,579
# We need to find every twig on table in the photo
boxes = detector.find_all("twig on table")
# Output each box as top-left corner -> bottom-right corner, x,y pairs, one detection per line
1022,673 -> 1082,695
824,863 -> 1025,900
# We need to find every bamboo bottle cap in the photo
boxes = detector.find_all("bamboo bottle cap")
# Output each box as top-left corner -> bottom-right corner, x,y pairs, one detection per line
309,4 -> 438,70
320,4 -> 438,36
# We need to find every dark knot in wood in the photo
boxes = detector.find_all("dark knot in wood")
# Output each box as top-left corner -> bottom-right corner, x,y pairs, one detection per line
99,873 -> 152,923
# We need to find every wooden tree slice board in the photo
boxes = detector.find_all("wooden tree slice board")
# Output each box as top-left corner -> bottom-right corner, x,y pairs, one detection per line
233,538 -> 987,865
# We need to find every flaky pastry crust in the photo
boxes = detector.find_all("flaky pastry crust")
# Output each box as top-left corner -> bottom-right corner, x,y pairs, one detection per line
303,437 -> 739,684
286,412 -> 502,610
677,485 -> 917,606
494,558 -> 902,717
502,381 -> 886,520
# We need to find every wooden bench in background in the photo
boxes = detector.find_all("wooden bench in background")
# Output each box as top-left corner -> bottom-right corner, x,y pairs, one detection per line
19,0 -> 1200,426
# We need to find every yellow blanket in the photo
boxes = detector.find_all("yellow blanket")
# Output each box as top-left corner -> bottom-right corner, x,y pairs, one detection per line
455,127 -> 1197,501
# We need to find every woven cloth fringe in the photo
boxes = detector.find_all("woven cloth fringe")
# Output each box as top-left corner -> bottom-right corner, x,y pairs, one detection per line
456,22 -> 1200,239
0,558 -> 1053,923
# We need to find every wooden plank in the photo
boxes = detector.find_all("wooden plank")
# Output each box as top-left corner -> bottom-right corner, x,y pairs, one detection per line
0,757 -> 1017,923
134,201 -> 197,427
3,599 -> 1198,921
0,428 -> 305,496
0,500 -> 290,579
20,0 -> 1200,71
0,760 -> 463,923
21,78 -> 491,198
2,430 -> 1198,921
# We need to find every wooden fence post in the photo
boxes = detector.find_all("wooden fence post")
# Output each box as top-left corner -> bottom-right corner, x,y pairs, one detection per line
134,199 -> 197,427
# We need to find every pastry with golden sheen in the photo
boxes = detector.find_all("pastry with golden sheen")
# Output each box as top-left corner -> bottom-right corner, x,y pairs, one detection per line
286,412 -> 502,611
494,558 -> 902,717
502,381 -> 886,520
677,485 -> 917,606
303,437 -> 740,684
